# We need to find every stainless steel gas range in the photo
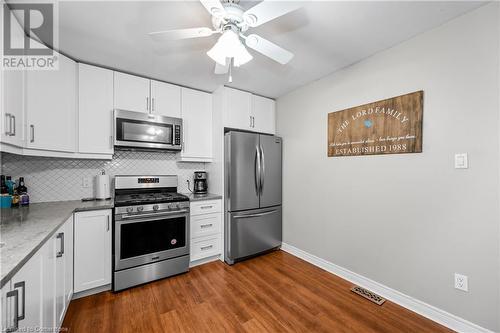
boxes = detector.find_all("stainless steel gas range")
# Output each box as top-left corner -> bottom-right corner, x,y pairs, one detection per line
113,175 -> 190,291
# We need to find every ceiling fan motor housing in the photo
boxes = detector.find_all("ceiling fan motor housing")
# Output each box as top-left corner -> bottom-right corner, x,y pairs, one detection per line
212,2 -> 251,33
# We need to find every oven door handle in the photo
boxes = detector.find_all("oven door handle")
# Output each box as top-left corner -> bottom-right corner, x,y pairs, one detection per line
119,210 -> 189,221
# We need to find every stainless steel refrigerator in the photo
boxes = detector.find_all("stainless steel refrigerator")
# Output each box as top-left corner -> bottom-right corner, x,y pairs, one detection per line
224,131 -> 282,265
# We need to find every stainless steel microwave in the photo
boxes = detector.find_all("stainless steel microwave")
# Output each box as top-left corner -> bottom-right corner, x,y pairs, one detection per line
114,109 -> 182,151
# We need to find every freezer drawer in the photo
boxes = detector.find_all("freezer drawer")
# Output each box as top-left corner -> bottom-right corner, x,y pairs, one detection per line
225,206 -> 282,264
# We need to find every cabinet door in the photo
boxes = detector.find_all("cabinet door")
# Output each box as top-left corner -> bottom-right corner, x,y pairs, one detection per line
113,72 -> 150,113
74,210 -> 112,293
40,235 -> 55,330
150,80 -> 181,118
11,252 -> 43,332
181,88 -> 212,160
223,87 -> 251,130
26,43 -> 77,152
1,7 -> 24,148
252,95 -> 276,134
78,64 -> 114,154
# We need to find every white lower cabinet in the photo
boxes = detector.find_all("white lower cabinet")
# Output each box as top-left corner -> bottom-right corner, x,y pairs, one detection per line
190,199 -> 222,263
1,217 -> 72,332
74,209 -> 112,293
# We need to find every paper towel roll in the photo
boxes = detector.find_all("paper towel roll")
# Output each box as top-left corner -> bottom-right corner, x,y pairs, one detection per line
95,171 -> 110,200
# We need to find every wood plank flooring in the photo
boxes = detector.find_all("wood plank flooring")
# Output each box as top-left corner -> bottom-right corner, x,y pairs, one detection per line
62,251 -> 452,333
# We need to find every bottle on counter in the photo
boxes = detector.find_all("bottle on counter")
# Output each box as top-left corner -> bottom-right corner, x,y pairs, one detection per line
11,189 -> 20,207
17,177 -> 29,206
5,176 -> 15,195
0,175 -> 12,208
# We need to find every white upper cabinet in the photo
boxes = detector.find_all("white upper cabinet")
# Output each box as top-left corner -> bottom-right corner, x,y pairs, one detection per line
74,210 -> 112,293
223,87 -> 252,130
78,64 -> 114,155
251,95 -> 276,134
1,14 -> 25,148
26,42 -> 77,152
113,71 -> 150,113
180,88 -> 212,162
220,87 -> 276,134
150,80 -> 181,118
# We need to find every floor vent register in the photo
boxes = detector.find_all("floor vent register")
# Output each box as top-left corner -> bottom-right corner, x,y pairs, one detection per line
350,286 -> 386,305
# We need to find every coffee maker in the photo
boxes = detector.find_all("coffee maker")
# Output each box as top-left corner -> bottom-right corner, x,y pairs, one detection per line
193,171 -> 208,194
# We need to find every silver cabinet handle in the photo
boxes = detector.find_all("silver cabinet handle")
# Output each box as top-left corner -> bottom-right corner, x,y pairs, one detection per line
10,116 -> 16,136
200,223 -> 213,229
30,125 -> 34,143
200,245 -> 213,251
249,116 -> 252,128
152,98 -> 155,112
56,232 -> 64,257
4,113 -> 11,135
13,281 -> 25,321
6,289 -> 18,332
107,215 -> 110,231
252,116 -> 255,128
146,97 -> 149,112
200,205 -> 213,209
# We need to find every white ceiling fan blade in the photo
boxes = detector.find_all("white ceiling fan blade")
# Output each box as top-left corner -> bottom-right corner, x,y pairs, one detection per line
243,1 -> 301,28
149,27 -> 215,41
244,34 -> 294,65
214,61 -> 229,74
200,0 -> 226,17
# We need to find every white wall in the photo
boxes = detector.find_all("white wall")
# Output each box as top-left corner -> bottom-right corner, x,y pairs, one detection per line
276,3 -> 500,331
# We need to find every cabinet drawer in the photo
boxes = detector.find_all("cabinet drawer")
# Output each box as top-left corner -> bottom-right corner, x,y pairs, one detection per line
191,213 -> 221,238
190,236 -> 220,261
190,200 -> 221,215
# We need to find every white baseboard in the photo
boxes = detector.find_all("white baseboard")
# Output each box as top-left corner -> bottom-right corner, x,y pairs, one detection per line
281,243 -> 493,333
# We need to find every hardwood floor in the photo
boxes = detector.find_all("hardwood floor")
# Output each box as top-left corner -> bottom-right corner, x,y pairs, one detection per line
62,251 -> 452,333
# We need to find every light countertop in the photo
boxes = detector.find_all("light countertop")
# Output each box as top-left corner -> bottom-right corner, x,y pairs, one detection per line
183,193 -> 222,202
0,199 -> 113,288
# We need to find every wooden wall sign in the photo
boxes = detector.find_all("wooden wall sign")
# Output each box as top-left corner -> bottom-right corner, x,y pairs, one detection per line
328,91 -> 423,157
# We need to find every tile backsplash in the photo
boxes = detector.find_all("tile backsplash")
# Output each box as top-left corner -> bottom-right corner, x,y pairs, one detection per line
1,151 -> 205,203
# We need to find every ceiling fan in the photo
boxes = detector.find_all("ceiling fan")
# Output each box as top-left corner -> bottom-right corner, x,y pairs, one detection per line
148,0 -> 301,82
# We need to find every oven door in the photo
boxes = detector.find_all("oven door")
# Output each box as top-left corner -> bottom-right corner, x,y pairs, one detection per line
114,210 -> 189,271
114,109 -> 182,150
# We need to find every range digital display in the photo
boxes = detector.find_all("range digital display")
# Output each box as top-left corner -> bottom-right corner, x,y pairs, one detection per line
138,178 -> 160,184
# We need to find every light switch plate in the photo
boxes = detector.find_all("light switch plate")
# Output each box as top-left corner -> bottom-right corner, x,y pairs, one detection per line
454,153 -> 468,169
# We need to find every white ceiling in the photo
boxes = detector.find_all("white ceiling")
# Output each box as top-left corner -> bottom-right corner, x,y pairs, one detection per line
48,1 -> 485,98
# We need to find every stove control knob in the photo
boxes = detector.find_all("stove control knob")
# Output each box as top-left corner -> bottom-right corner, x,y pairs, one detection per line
126,207 -> 133,213
170,203 -> 178,210
137,206 -> 144,212
153,204 -> 159,211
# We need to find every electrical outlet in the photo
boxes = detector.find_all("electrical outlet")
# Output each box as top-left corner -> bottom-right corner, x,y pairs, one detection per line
454,273 -> 468,292
81,177 -> 91,188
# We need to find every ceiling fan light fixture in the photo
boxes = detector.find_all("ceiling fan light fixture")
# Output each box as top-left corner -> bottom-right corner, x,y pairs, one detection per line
233,43 -> 253,67
207,29 -> 252,66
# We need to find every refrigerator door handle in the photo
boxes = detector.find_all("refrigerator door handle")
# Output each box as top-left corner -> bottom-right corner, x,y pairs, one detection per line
233,209 -> 278,219
259,145 -> 265,195
255,145 -> 261,195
